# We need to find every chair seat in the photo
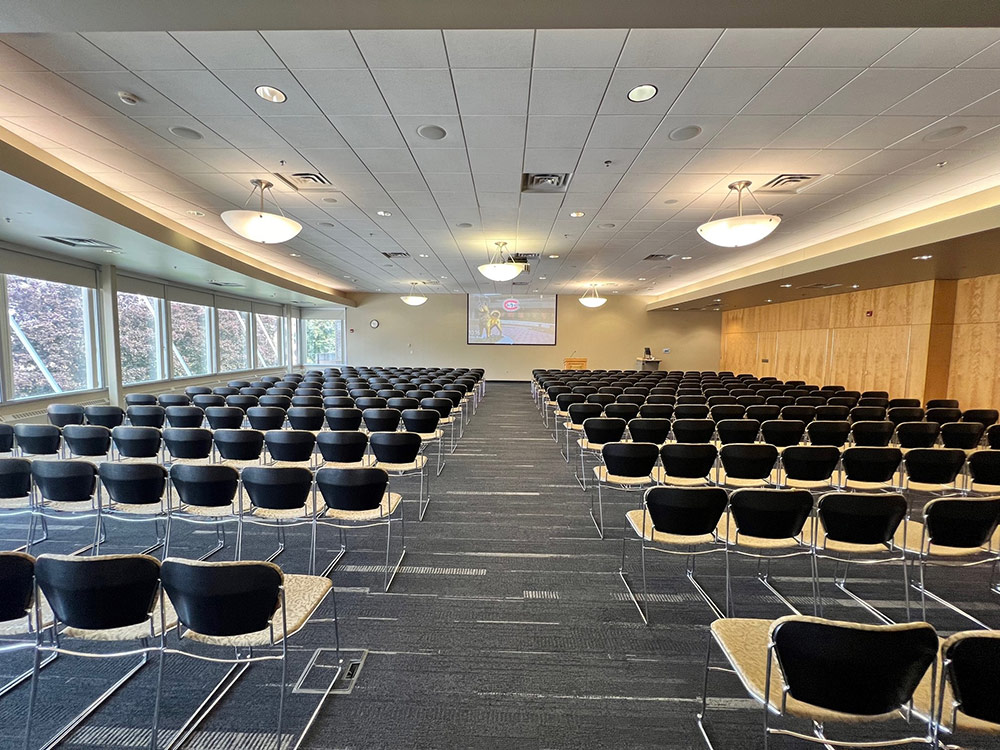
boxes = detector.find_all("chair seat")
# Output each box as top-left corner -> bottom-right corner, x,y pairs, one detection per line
592,466 -> 652,486
0,495 -> 31,510
267,459 -> 316,469
218,458 -> 264,470
0,596 -> 54,637
438,417 -> 456,425
721,520 -> 804,550
577,439 -> 607,451
710,617 -> 919,725
843,478 -> 896,491
113,456 -> 161,465
175,502 -> 239,518
717,468 -> 778,488
652,467 -> 712,486
167,456 -> 212,466
802,519 -> 895,556
318,457 -> 375,469
625,508 -> 719,547
562,422 -> 585,432
894,521 -> 994,558
320,492 -> 402,522
37,499 -> 99,513
373,455 -> 427,472
907,480 -> 960,492
248,504 -> 313,520
416,429 -> 443,441
63,595 -> 177,641
107,501 -> 166,515
782,477 -> 835,489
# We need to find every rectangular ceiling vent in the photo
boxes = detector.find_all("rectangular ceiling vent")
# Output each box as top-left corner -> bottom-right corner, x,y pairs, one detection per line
521,173 -> 572,193
758,174 -> 823,194
511,281 -> 530,286
643,253 -> 677,261
208,280 -> 245,288
381,251 -> 410,259
798,282 -> 842,290
274,172 -> 335,192
511,253 -> 539,261
42,236 -> 119,249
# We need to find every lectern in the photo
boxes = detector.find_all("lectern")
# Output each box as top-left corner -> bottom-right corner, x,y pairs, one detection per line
636,358 -> 661,372
563,357 -> 588,370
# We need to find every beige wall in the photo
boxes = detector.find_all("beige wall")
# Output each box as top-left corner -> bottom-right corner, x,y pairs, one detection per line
344,293 -> 721,380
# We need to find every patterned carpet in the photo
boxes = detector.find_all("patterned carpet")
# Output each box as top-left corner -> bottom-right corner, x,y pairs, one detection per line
2,382 -> 1000,749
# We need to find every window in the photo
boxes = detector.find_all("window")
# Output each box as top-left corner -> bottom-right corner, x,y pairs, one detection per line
255,313 -> 281,368
170,301 -> 211,377
304,319 -> 344,365
290,315 -> 299,367
218,308 -> 251,372
117,292 -> 164,385
7,274 -> 99,399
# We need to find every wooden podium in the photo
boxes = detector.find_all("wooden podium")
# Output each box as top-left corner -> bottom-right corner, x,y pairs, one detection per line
636,358 -> 661,372
563,357 -> 588,370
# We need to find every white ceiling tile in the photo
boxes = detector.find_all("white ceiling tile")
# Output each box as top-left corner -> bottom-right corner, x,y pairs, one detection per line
813,68 -> 945,115
452,68 -> 530,115
614,172 -> 672,193
260,31 -> 365,69
787,28 -> 914,67
742,68 -> 861,116
356,148 -> 420,174
960,40 -> 1000,69
0,71 -> 119,118
61,70 -> 194,117
45,147 -> 121,173
193,116 -> 285,150
618,29 -> 722,68
81,147 -> 180,173
766,115 -> 869,148
82,32 -> 203,71
525,116 -> 594,148
567,172 -> 624,193
669,68 -> 778,115
586,115 -> 663,148
75,115 -> 175,150
462,115 -> 526,148
830,115 -> 938,149
560,192 -> 612,209
376,172 -> 429,192
522,148 -> 580,172
2,115 -> 117,150
597,68 -> 694,115
129,115 -> 229,148
532,29 -> 627,68
476,191 -> 520,209
471,173 -> 521,192
0,86 -> 58,117
0,41 -> 46,71
873,28 -> 1000,68
467,148 -> 523,173
170,31 -> 283,70
577,148 -> 640,173
290,73 -> 386,119
649,148 -> 738,174
212,69 -> 322,116
837,149 -> 927,174
352,30 -> 448,68
798,149 -> 880,172
239,148 -> 315,172
393,115 -> 465,149
179,148 -> 262,172
370,69 -> 457,115
137,70 -> 256,116
645,115 -> 733,149
706,115 -> 801,148
957,90 -> 1000,117
442,30 -> 534,68
329,115 -> 406,148
886,70 -> 1000,116
2,33 -> 123,72
702,29 -> 817,68
412,148 -> 471,173
529,69 -> 613,115
424,172 -> 474,192
261,116 -> 347,148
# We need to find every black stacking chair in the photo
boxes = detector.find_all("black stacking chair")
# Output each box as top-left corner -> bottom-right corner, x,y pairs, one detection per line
675,404 -> 710,420
851,420 -> 895,447
165,405 -> 204,429
927,407 -> 963,425
851,406 -> 887,423
325,407 -> 363,432
814,405 -> 849,421
192,394 -> 225,410
287,406 -> 325,432
656,443 -> 718,487
806,420 -> 850,447
766,396 -> 794,408
562,403 -> 603,462
388,397 -> 420,412
355,396 -> 388,411
0,551 -> 55,705
98,462 -> 168,554
213,428 -> 265,470
746,405 -> 780,422
239,466 -> 317,572
719,444 -> 778,489
627,418 -> 672,446
125,394 -> 157,406
205,406 -> 245,430
213,387 -> 239,397
46,404 -> 84,428
264,429 -> 317,468
937,631 -> 1000,742
698,616 -> 938,750
241,387 -> 268,398
896,421 -> 941,449
111,425 -> 162,463
941,422 -> 984,450
315,467 -> 405,590
258,395 -> 292,410
927,399 -> 959,409
710,405 -> 745,422
900,495 -> 1000,629
158,558 -> 335,750
963,409 -> 999,429
400,409 -> 445,476
244,406 -> 284,431
620,486 -> 729,623
166,463 -> 240,558
370,431 -> 430,520
967,450 -> 1000,493
760,419 -> 805,449
162,427 -> 213,466
903,448 -> 968,495
14,424 -> 61,459
779,445 -> 840,490
842,446 -> 903,491
83,406 -> 125,429
26,554 -> 170,750
363,408 -> 402,433
576,417 -> 628,490
127,405 -> 166,428
859,397 -> 890,408
715,419 -> 760,445
672,419 -> 715,444
159,394 -> 190,408
269,387 -> 295,398
638,404 -> 673,420
28,460 -> 101,553
62,424 -> 111,463
888,406 -> 925,427
810,491 -> 909,624
0,424 -> 13,455
988,426 -> 1000,450
316,431 -> 369,468
723,488 -> 814,615
592,442 -> 659,538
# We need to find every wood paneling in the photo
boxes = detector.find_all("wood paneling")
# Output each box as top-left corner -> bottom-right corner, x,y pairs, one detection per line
722,332 -> 759,376
828,327 -> 870,391
949,322 -> 998,408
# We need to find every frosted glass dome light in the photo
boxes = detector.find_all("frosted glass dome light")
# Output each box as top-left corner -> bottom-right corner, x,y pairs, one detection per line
221,179 -> 302,244
697,180 -> 780,248
579,285 -> 607,308
400,283 -> 428,306
477,241 -> 525,282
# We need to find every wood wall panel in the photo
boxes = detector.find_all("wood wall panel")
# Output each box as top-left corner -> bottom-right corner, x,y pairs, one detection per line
954,275 -> 1000,325
949,322 -> 999,408
828,327 -> 870,391
865,325 -> 912,395
722,332 -> 758,375
758,332 -> 777,378
798,328 -> 831,385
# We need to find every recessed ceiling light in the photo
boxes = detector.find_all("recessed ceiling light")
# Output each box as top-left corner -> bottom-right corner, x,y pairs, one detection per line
673,307 -> 680,311
417,253 -> 429,258
766,299 -> 773,303
548,254 -> 559,259
936,161 -> 948,168
913,254 -> 933,261
851,284 -> 861,289
569,211 -> 585,218
681,256 -> 692,260
638,277 -> 646,281
117,91 -> 141,106
713,298 -> 721,303
168,126 -> 203,141
598,223 -> 616,229
539,276 -> 547,280
417,124 -> 448,141
376,210 -> 392,217
290,252 -> 300,257
440,276 -> 448,279
186,210 -> 205,217
627,84 -> 658,103
924,125 -> 968,143
668,125 -> 703,142
779,283 -> 792,288
103,249 -> 122,255
322,197 -> 338,204
255,85 -> 287,103
456,222 -> 473,228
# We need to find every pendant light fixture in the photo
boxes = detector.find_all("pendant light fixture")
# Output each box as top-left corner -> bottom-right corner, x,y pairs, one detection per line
697,180 -> 780,248
400,282 -> 428,306
579,284 -> 607,308
478,241 -> 525,282
221,179 -> 302,244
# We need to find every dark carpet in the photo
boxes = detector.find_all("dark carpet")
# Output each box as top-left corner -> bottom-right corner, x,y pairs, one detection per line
2,382 -> 1000,749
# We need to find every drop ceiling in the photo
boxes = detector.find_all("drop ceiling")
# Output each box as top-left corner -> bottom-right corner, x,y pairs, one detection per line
1,27 -> 1000,300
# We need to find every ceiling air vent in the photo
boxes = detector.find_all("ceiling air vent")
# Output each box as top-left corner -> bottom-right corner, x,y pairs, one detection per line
521,173 -> 572,193
798,282 -> 842,290
511,281 -> 529,286
643,253 -> 677,261
208,280 -> 245,288
381,251 -> 410,259
758,174 -> 823,194
274,172 -> 335,192
42,236 -> 119,249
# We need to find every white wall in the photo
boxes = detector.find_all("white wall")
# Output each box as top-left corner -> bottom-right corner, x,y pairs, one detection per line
344,293 -> 722,379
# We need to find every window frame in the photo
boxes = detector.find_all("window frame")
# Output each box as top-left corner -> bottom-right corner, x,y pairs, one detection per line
116,290 -> 168,387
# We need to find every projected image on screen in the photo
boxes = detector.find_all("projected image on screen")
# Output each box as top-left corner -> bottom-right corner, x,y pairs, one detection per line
467,294 -> 557,346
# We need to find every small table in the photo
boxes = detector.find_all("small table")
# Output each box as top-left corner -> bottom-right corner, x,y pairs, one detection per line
636,358 -> 661,372
563,357 -> 588,370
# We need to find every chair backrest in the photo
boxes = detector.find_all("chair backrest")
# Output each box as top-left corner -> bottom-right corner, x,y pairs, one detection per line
62,424 -> 112,457
170,463 -> 239,508
419,398 -> 452,418
805,420 -> 850,447
165,405 -> 205,428
99,462 -> 167,506
671,418 -> 716,444
0,551 -> 34,623
370,431 -> 421,463
729,488 -> 812,538
963,409 -> 999,428
926,399 -> 959,410
14,424 -> 61,455
388,397 -> 420,411
626,418 -> 671,445
125,394 -> 158,406
771,616 -> 938,716
161,559 -> 282,637
363,408 -> 402,432
36,553 -> 161,631
780,445 -> 841,481
760,419 -> 805,447
968,450 -> 1000,486
887,406 -> 925,426
205,409 -> 246,434
192,394 -> 227,409
264,429 -> 317,462
315,467 -> 389,511
240,466 -> 312,510
601,442 -> 659,478
47,404 -> 85,427
111,425 -> 162,458
841,446 -> 902,482
814,405 -> 850,421
850,420 -> 895,447
674,404 -> 710,420
941,631 -> 1000,726
644,486 -> 728,536
850,406 -> 887,422
0,457 -> 31,500
894,421 -> 940,449
158,394 -> 191,408
903,448 -> 967,485
817,492 -> 906,545
940,421 -> 984,449
126,405 -> 166,428
213,428 -> 264,461
715,419 -> 760,445
720,443 -> 778,479
287,406 -> 325,431
316,430 -> 368,463
582,417 -> 628,445
400,408 -> 440,434
923,496 -> 1000,548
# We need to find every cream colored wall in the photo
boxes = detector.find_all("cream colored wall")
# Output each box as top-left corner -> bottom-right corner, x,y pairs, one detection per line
344,293 -> 721,380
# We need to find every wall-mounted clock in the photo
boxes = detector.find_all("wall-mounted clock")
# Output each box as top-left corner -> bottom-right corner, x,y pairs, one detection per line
369,319 -> 380,329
